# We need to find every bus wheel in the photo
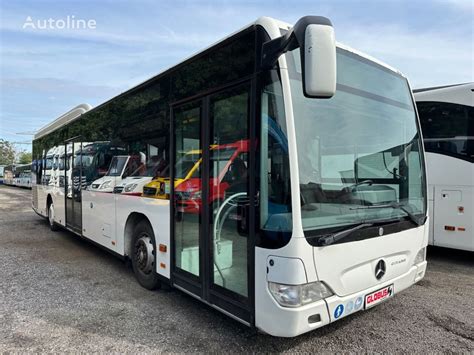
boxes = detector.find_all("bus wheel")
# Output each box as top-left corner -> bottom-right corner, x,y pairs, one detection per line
131,221 -> 161,290
48,202 -> 59,231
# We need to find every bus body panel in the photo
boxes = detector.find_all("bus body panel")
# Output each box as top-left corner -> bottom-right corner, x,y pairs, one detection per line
81,190 -> 171,277
114,194 -> 171,278
255,231 -> 428,337
82,190 -> 118,249
312,225 -> 427,296
52,184 -> 66,225
425,152 -> 474,251
415,83 -> 473,252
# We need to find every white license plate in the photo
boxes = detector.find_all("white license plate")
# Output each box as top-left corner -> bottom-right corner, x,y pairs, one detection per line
365,284 -> 394,309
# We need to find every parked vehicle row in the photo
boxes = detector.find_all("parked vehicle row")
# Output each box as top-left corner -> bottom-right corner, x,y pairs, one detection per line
2,164 -> 32,189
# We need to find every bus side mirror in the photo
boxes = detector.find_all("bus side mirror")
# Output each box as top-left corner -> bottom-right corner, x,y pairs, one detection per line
303,24 -> 336,98
261,16 -> 336,98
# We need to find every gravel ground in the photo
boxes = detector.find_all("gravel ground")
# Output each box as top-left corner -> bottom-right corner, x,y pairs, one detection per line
0,185 -> 473,352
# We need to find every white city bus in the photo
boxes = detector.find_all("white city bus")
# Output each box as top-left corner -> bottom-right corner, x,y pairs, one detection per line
14,163 -> 32,188
414,83 -> 473,252
32,16 -> 428,337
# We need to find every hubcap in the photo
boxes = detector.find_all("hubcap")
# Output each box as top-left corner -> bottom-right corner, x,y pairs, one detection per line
135,234 -> 155,274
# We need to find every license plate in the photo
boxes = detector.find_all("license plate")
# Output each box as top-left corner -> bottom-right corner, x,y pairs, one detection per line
365,284 -> 394,309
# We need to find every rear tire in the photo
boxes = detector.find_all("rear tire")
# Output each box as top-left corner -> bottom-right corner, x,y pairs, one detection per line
48,202 -> 59,231
131,220 -> 161,290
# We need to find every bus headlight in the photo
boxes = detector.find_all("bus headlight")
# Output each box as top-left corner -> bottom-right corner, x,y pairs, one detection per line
414,247 -> 426,265
99,180 -> 112,190
268,281 -> 333,308
124,183 -> 137,192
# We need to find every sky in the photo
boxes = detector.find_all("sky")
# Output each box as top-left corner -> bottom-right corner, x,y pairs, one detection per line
0,0 -> 472,152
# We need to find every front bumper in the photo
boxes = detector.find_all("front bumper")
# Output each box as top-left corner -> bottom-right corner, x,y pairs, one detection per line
256,261 -> 427,337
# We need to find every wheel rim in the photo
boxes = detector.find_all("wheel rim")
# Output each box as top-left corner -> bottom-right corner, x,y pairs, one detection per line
135,234 -> 155,274
49,204 -> 54,226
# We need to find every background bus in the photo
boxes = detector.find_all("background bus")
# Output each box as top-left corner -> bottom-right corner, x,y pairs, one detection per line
414,82 -> 473,252
3,165 -> 15,186
14,163 -> 32,188
32,16 -> 428,337
2,164 -> 32,188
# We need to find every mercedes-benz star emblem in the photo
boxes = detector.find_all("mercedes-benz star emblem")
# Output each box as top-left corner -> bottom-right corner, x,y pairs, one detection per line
375,260 -> 386,280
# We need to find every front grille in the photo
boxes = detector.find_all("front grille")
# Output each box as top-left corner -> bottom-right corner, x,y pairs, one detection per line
113,186 -> 124,194
143,187 -> 157,196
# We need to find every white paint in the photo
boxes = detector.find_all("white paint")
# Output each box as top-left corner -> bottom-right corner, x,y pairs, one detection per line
415,83 -> 474,251
304,24 -> 336,98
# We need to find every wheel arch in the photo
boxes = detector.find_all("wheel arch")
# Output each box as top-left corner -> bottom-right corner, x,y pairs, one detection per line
46,194 -> 53,209
123,212 -> 153,258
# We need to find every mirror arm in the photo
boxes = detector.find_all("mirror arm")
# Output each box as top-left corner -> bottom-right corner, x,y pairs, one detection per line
261,33 -> 296,70
260,16 -> 334,70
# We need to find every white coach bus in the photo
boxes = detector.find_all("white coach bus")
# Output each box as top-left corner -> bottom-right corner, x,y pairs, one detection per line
414,83 -> 473,252
32,16 -> 428,337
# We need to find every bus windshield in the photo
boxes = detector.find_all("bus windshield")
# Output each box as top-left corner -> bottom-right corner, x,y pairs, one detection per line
107,156 -> 128,176
288,48 -> 426,236
74,154 -> 94,168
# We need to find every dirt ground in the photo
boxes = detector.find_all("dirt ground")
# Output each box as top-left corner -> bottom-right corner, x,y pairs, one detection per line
1,185 -> 473,352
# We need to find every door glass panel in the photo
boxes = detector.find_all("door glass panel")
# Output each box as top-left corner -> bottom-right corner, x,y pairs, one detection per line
65,142 -> 73,224
65,141 -> 83,231
210,86 -> 250,297
174,103 -> 202,277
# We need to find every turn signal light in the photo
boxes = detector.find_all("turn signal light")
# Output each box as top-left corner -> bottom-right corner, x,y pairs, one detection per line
159,244 -> 167,252
444,225 -> 455,231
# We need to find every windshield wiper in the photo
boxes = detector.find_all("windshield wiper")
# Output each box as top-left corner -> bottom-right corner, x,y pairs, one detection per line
315,222 -> 373,247
351,202 -> 426,226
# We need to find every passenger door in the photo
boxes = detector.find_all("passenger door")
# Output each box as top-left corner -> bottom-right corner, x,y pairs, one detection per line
171,82 -> 255,324
65,140 -> 82,233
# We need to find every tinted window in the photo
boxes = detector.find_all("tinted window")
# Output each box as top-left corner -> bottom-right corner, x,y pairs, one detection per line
417,101 -> 473,162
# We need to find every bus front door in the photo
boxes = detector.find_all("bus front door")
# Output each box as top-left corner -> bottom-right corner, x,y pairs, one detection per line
171,82 -> 255,325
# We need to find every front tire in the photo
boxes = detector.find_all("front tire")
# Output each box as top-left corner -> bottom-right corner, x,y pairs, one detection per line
131,220 -> 161,290
48,202 -> 59,231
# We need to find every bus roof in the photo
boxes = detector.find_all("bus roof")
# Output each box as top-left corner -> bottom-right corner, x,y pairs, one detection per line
34,16 -> 405,141
414,82 -> 473,106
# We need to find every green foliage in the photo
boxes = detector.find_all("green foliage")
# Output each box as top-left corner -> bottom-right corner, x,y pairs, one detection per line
18,151 -> 32,164
0,139 -> 15,165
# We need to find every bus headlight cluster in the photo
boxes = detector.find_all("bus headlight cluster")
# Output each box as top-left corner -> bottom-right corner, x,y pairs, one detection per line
99,180 -> 112,190
268,281 -> 333,308
124,183 -> 137,192
413,247 -> 426,265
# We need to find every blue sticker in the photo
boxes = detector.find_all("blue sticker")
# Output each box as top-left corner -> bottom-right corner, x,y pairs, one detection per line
334,304 -> 344,319
346,300 -> 354,313
354,297 -> 363,310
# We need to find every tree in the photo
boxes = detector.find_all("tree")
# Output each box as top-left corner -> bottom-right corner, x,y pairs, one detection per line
0,139 -> 15,165
18,151 -> 32,164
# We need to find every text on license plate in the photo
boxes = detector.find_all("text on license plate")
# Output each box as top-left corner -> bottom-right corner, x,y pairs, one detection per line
365,284 -> 394,309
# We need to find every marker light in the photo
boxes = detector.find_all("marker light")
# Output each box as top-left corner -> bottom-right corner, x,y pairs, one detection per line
268,281 -> 333,308
413,247 -> 426,265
